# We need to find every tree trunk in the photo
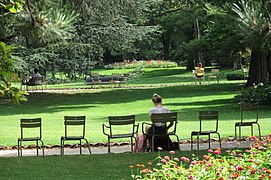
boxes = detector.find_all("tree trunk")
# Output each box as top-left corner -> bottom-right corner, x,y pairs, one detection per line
186,58 -> 195,71
161,30 -> 171,60
194,18 -> 203,64
246,50 -> 270,87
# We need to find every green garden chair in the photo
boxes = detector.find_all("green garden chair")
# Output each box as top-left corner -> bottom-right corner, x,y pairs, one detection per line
18,118 -> 44,156
235,102 -> 261,140
102,115 -> 138,153
142,112 -> 179,152
60,116 -> 92,155
191,111 -> 221,150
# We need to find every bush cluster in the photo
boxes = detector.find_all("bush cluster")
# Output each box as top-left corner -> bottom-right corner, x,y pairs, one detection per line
226,70 -> 245,80
130,135 -> 271,179
234,83 -> 271,105
105,60 -> 178,69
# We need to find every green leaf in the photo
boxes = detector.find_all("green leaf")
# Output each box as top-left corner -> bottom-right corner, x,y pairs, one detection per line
8,5 -> 17,13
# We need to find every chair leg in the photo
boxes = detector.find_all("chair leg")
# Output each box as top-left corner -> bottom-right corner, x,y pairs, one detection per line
251,125 -> 254,136
197,134 -> 199,150
191,134 -> 194,150
217,133 -> 221,149
36,140 -> 39,156
80,139 -> 82,154
20,140 -> 23,156
239,126 -> 242,140
131,137 -> 133,153
175,135 -> 180,150
257,123 -> 261,140
84,138 -> 92,154
208,134 -> 211,149
40,140 -> 45,155
152,136 -> 155,152
18,139 -> 20,156
235,125 -> 237,140
108,138 -> 110,153
61,139 -> 65,155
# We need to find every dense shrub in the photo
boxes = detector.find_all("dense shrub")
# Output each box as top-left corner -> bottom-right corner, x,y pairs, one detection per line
226,70 -> 244,80
105,60 -> 178,69
235,83 -> 271,105
130,136 -> 271,179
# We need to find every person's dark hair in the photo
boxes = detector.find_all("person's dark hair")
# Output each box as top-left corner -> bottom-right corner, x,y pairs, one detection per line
152,94 -> 162,104
34,68 -> 39,73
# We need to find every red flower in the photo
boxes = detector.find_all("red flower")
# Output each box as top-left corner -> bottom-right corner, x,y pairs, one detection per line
232,173 -> 239,178
236,165 -> 244,171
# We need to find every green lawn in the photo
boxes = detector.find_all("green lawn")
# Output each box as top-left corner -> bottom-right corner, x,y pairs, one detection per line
1,67 -> 270,147
0,149 -> 237,179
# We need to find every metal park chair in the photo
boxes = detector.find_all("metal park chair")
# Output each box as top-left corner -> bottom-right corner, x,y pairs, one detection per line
102,115 -> 138,153
142,112 -> 179,152
191,111 -> 221,150
60,116 -> 92,155
18,118 -> 44,156
235,102 -> 261,140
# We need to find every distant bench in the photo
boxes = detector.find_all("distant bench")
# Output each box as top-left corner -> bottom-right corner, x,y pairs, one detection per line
85,73 -> 129,88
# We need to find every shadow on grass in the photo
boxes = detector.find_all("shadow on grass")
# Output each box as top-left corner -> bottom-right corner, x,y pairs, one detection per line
1,83 -> 269,120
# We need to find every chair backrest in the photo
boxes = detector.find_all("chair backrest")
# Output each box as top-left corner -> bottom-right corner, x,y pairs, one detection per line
64,116 -> 86,138
123,73 -> 130,81
108,115 -> 135,135
151,112 -> 178,134
199,110 -> 219,132
112,73 -> 120,81
240,102 -> 259,123
91,72 -> 100,82
211,69 -> 219,74
20,118 -> 42,139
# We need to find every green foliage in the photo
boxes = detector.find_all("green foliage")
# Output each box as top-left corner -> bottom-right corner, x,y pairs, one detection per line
34,6 -> 79,44
235,83 -> 271,105
0,0 -> 24,13
226,70 -> 244,80
0,42 -> 28,104
232,0 -> 271,51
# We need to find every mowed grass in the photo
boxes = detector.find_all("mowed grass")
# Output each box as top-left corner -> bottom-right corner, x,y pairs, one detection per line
0,149 -> 238,179
1,67 -> 270,147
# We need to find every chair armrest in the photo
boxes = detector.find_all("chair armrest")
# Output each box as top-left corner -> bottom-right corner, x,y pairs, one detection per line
142,122 -> 152,135
134,123 -> 139,135
167,121 -> 178,134
102,124 -> 110,136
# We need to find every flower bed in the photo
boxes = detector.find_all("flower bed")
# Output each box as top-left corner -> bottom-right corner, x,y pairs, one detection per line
130,135 -> 271,179
105,60 -> 178,69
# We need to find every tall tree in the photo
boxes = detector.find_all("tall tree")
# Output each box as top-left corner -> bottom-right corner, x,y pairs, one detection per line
232,0 -> 271,86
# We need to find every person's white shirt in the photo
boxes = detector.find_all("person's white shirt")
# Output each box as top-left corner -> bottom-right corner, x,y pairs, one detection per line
149,106 -> 170,126
31,73 -> 42,84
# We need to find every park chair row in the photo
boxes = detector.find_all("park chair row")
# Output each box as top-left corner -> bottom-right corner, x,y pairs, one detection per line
191,102 -> 260,150
17,102 -> 261,156
18,116 -> 91,156
103,112 -> 180,153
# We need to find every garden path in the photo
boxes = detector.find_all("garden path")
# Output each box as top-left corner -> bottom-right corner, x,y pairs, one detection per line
0,140 -> 251,157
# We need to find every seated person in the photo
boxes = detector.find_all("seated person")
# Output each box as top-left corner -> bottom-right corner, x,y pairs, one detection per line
145,94 -> 173,150
196,63 -> 205,78
22,68 -> 42,86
